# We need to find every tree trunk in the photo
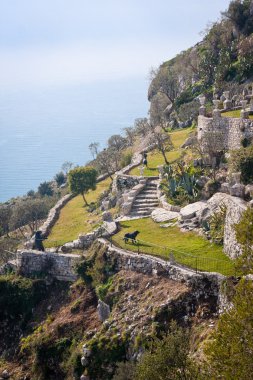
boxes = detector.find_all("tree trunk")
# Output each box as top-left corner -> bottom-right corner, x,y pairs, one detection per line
161,150 -> 169,165
82,192 -> 88,206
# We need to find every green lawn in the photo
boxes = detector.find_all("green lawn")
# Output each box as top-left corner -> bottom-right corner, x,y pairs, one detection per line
112,218 -> 235,276
129,127 -> 193,176
45,178 -> 112,248
221,110 -> 253,119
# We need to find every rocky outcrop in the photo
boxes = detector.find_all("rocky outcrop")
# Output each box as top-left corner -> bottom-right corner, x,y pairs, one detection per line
151,208 -> 180,223
180,201 -> 207,220
198,192 -> 248,258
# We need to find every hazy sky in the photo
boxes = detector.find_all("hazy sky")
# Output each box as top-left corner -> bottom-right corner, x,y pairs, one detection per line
0,0 -> 231,88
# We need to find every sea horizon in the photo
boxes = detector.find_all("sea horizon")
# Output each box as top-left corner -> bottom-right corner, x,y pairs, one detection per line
0,77 -> 149,202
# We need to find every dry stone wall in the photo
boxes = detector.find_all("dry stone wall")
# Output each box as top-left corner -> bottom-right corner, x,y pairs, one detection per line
198,115 -> 253,151
98,239 -> 227,313
16,250 -> 81,282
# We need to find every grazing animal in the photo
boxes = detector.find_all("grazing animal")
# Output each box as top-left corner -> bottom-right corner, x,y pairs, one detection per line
123,230 -> 140,244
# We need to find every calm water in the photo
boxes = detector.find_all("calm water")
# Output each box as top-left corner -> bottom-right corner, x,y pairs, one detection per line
0,78 -> 149,202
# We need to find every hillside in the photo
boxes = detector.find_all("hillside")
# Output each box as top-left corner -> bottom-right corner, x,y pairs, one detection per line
149,0 -> 253,128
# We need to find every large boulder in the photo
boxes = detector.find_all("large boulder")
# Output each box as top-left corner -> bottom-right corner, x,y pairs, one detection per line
180,201 -> 207,220
97,299 -> 110,322
151,208 -> 179,223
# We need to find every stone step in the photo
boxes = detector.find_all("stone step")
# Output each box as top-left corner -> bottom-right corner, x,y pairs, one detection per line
132,205 -> 158,210
141,189 -> 157,194
133,199 -> 159,205
130,210 -> 153,216
136,195 -> 157,200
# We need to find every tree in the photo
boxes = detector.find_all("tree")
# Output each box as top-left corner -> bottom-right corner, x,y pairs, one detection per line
149,126 -> 174,165
96,148 -> 120,179
205,278 -> 253,380
89,142 -> 100,159
123,127 -> 135,146
134,118 -> 151,138
68,166 -> 97,205
27,189 -> 35,197
38,182 -> 54,197
107,135 -> 126,152
135,322 -> 199,380
0,205 -> 11,237
54,171 -> 66,187
61,161 -> 74,174
9,198 -> 52,236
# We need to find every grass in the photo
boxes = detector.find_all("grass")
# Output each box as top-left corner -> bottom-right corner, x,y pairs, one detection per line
45,177 -> 112,248
129,127 -> 194,176
111,218 -> 235,276
221,110 -> 253,119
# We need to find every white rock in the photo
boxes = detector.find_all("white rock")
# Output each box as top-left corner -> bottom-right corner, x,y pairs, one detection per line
151,208 -> 179,223
180,201 -> 207,220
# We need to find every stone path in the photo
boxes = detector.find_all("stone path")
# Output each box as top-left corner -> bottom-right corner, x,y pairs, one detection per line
130,179 -> 159,217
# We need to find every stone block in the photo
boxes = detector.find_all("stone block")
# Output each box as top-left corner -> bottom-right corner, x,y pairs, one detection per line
230,184 -> 245,198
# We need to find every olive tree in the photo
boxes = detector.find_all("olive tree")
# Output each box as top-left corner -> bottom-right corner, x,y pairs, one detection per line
68,166 -> 97,205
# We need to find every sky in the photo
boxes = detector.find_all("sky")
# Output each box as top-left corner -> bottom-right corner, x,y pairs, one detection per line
0,0 -> 231,88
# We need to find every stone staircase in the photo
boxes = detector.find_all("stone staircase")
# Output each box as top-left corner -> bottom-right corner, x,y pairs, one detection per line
130,180 -> 159,217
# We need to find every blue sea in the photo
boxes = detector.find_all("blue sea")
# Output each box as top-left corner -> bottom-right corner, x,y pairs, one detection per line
0,78 -> 149,202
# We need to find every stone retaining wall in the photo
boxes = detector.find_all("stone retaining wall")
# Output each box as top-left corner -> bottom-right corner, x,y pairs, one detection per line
16,250 -> 81,282
198,115 -> 253,151
98,239 -> 227,312
25,193 -> 73,249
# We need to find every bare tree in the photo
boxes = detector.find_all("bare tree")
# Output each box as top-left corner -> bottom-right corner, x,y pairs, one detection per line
123,127 -> 135,146
61,161 -> 74,174
149,126 -> 174,165
134,118 -> 151,138
107,135 -> 126,152
89,142 -> 100,159
96,148 -> 120,180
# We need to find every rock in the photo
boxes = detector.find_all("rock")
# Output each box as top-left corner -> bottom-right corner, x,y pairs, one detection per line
180,201 -> 207,220
102,211 -> 113,222
82,347 -> 91,357
1,371 -> 10,379
101,221 -> 117,236
151,208 -> 179,223
220,182 -> 230,194
230,183 -> 245,198
181,135 -> 197,149
81,356 -> 89,367
245,184 -> 253,198
97,299 -> 110,322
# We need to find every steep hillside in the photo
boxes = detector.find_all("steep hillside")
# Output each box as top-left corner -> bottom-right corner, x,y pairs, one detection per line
149,0 -> 253,127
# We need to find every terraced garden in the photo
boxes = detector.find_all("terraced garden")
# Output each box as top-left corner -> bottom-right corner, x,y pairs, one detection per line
129,127 -> 194,176
45,177 -> 112,248
112,218 -> 235,276
221,110 -> 253,119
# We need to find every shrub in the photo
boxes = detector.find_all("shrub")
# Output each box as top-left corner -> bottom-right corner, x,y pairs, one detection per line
38,181 -> 54,197
120,151 -> 133,168
209,203 -> 227,245
54,171 -> 66,187
229,146 -> 253,184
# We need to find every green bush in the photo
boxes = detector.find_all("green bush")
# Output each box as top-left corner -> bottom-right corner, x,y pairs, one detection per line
229,146 -> 253,184
0,275 -> 46,323
120,151 -> 133,168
